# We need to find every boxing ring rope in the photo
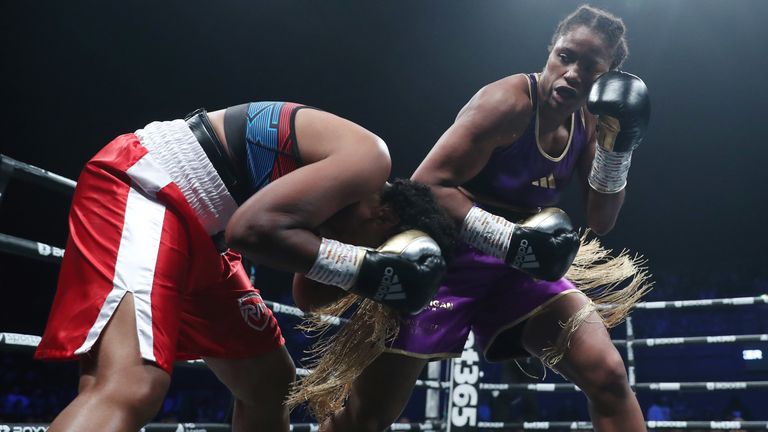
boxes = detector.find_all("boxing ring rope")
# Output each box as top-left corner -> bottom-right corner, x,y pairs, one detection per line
0,233 -> 65,263
0,155 -> 76,201
3,155 -> 768,431
470,421 -> 768,430
475,381 -> 768,393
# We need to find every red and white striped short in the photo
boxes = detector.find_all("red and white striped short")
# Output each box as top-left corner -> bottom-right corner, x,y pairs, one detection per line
35,120 -> 284,373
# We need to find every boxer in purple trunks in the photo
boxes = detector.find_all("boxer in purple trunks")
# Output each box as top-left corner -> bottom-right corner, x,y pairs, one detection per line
387,69 -> 590,361
316,5 -> 651,432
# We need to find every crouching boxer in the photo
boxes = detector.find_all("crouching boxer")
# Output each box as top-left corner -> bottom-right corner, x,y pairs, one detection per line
35,101 -> 457,432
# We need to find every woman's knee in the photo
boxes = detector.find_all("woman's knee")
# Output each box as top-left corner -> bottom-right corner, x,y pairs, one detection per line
227,352 -> 296,406
579,350 -> 632,403
92,364 -> 170,418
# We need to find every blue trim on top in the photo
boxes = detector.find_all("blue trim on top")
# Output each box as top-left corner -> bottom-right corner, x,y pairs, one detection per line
244,102 -> 285,191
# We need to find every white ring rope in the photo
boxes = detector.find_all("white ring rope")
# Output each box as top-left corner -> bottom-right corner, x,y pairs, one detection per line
633,295 -> 768,309
613,333 -> 768,347
473,421 -> 768,430
476,381 -> 768,393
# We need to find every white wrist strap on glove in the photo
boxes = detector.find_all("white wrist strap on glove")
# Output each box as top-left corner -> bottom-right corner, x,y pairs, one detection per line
460,206 -> 515,260
588,145 -> 633,194
305,238 -> 366,290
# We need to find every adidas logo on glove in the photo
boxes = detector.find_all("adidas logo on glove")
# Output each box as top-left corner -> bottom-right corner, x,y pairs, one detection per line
511,239 -> 540,269
375,267 -> 407,301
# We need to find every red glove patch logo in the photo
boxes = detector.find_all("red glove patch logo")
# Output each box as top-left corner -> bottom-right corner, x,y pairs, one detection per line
238,292 -> 270,331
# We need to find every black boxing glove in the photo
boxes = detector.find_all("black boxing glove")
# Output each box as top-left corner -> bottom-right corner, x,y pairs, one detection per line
304,230 -> 446,314
461,206 -> 579,281
504,208 -> 580,281
587,70 -> 651,193
353,230 -> 446,314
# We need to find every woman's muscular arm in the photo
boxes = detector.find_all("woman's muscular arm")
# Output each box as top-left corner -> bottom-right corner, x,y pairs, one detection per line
412,75 -> 533,221
225,108 -> 391,273
578,111 -> 625,236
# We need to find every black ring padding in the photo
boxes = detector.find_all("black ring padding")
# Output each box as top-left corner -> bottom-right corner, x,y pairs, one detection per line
0,233 -> 63,264
0,154 -> 76,196
184,110 -> 250,205
0,154 -> 14,205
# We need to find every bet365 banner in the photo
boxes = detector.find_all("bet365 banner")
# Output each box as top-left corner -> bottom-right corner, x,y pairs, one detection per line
447,331 -> 480,431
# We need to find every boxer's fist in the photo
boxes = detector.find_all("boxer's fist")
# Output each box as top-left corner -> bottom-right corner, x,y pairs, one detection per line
351,230 -> 446,314
504,208 -> 580,281
588,70 -> 650,153
587,71 -> 650,193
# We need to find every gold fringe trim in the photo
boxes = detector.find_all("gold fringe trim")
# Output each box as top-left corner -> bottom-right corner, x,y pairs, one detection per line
285,295 -> 400,421
540,231 -> 653,368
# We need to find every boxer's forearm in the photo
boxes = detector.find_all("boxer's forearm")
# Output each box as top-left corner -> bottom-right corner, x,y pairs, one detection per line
226,222 -> 321,273
585,187 -> 625,236
426,184 -> 475,224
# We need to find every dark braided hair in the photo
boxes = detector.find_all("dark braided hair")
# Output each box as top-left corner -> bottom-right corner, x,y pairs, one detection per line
380,178 -> 459,262
550,5 -> 629,69
286,179 -> 459,420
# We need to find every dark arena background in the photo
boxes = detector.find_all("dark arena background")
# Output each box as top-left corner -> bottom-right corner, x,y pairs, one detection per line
1,0 -> 767,431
